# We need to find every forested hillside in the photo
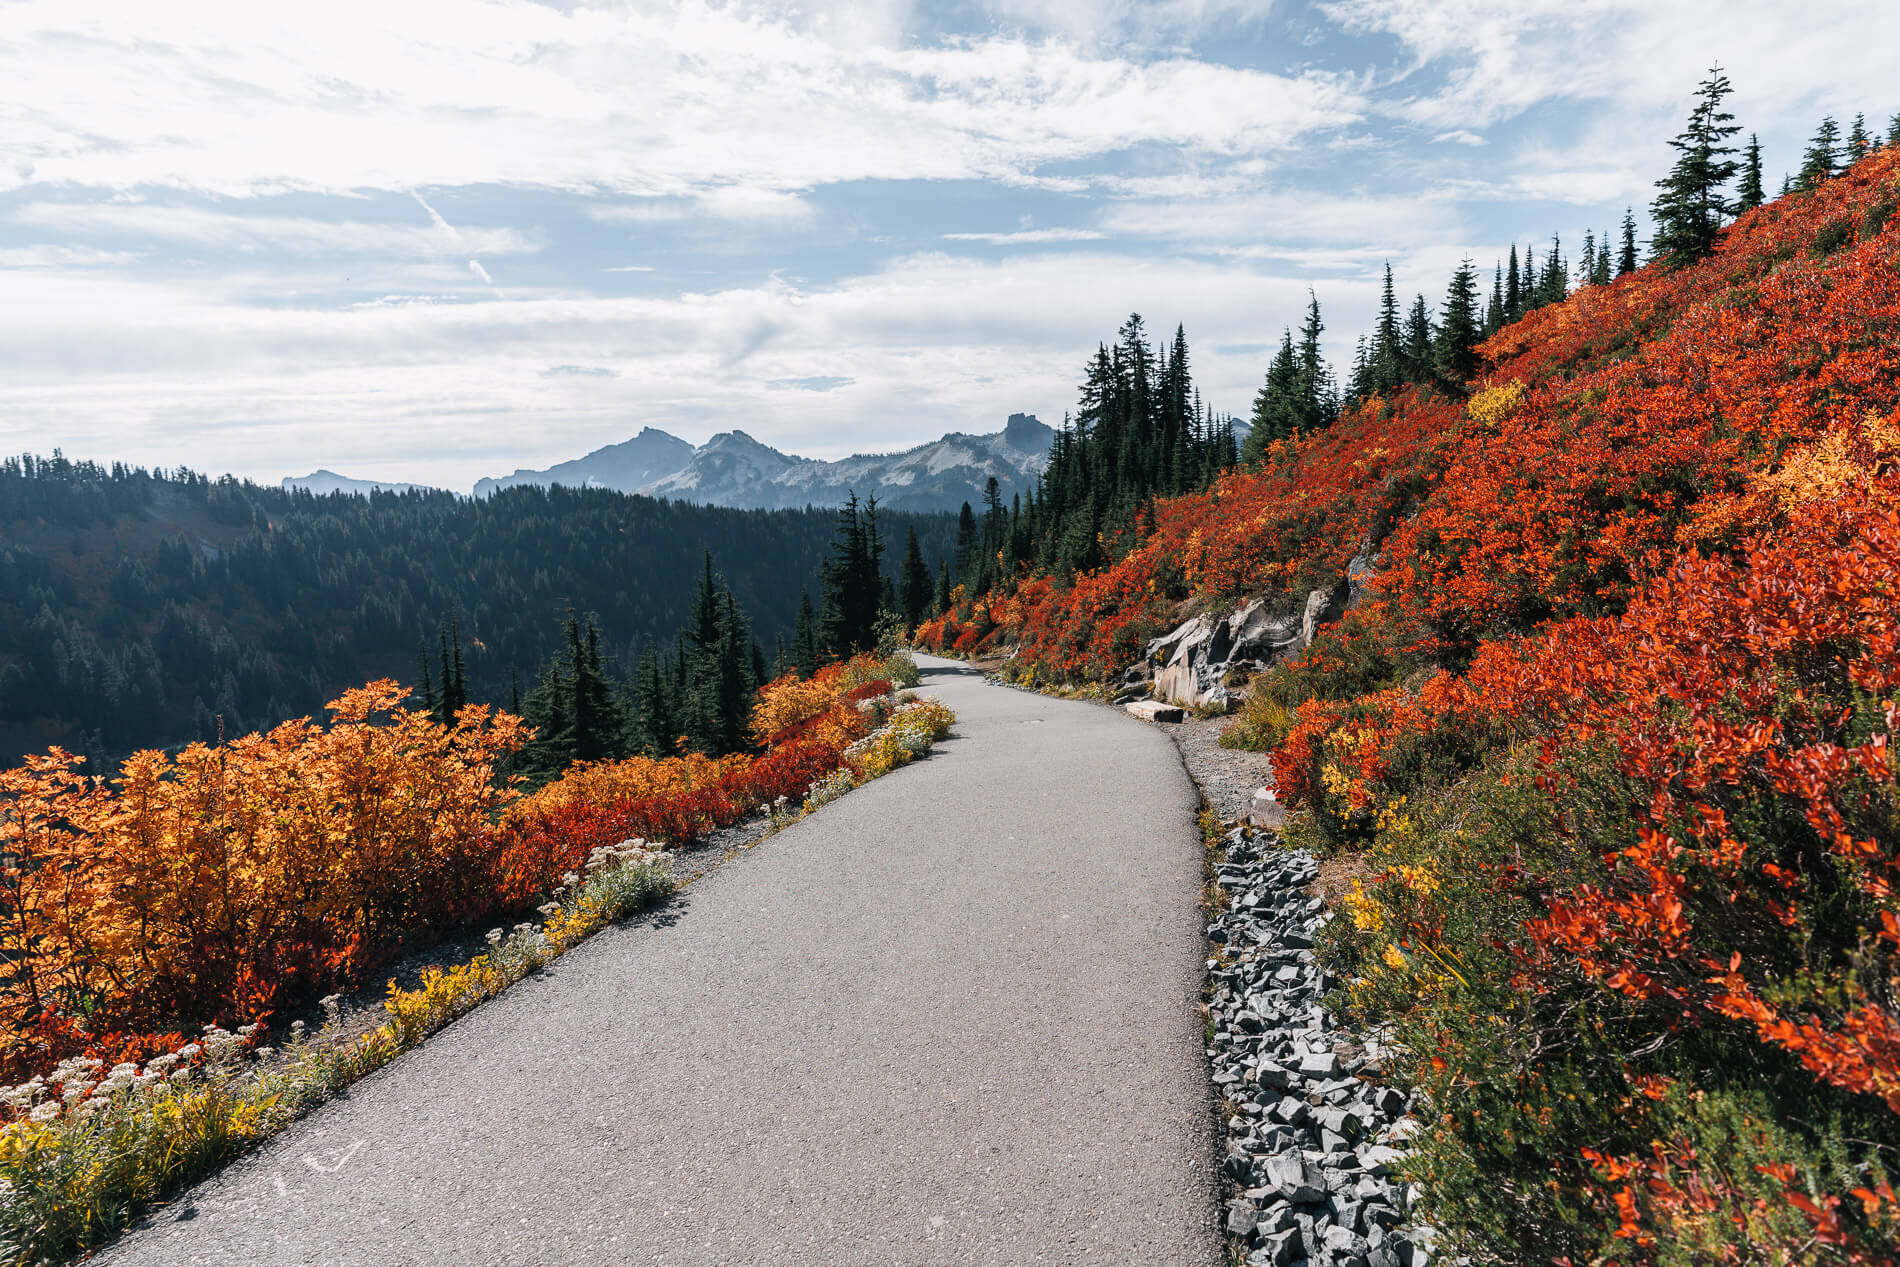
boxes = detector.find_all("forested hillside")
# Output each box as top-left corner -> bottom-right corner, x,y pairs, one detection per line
921,98 -> 1900,1261
0,461 -> 956,762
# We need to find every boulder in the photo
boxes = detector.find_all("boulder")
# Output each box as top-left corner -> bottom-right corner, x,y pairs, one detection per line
1228,599 -> 1306,663
1300,583 -> 1349,648
1125,700 -> 1185,723
1248,788 -> 1288,831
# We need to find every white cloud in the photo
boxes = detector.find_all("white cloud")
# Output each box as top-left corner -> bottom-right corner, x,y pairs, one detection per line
467,259 -> 493,284
0,1 -> 1361,199
1321,0 -> 1900,131
11,202 -> 539,258
0,244 -> 142,268
940,228 -> 1107,244
0,249 -> 1345,488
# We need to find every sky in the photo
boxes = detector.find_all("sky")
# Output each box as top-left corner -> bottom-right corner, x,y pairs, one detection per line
2,0 -> 1896,494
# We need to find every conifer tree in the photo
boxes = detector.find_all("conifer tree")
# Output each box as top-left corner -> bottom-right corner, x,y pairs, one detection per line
416,635 -> 436,715
1434,259 -> 1483,389
819,493 -> 885,656
1649,65 -> 1741,266
933,562 -> 951,616
898,525 -> 930,633
1504,245 -> 1522,318
1797,115 -> 1840,190
791,588 -> 820,676
1848,113 -> 1872,164
631,644 -> 676,756
1890,113 -> 1900,148
1373,263 -> 1403,393
1618,209 -> 1639,276
1737,133 -> 1766,211
1578,230 -> 1597,287
1486,263 -> 1505,334
1402,295 -> 1434,383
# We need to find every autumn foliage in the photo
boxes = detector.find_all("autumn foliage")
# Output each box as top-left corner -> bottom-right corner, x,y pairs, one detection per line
0,653 -> 910,1083
965,147 -> 1900,1260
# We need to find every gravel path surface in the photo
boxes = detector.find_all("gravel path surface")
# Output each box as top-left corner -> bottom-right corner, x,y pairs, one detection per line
98,656 -> 1222,1267
1160,713 -> 1274,824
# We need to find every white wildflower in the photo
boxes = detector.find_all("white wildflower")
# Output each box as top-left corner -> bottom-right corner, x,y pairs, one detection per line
29,1103 -> 58,1123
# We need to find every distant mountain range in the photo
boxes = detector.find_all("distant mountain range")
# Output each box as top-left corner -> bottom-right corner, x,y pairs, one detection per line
466,414 -> 1056,512
282,469 -> 435,496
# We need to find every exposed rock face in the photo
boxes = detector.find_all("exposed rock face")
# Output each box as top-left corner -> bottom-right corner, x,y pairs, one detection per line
1144,580 -> 1350,710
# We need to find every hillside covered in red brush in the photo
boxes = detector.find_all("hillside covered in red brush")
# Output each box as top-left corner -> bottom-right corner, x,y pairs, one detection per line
924,147 -> 1900,1261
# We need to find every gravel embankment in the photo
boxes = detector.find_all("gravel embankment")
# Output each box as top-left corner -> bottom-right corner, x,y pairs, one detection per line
1206,824 -> 1437,1267
1164,711 -> 1274,822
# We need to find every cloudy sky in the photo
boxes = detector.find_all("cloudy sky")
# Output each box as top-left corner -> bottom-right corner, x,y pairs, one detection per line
2,0 -> 1895,492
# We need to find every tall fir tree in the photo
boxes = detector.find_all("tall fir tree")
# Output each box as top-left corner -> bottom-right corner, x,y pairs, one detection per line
1434,259 -> 1483,389
1373,263 -> 1404,393
1797,115 -> 1840,190
1402,295 -> 1435,384
1504,244 -> 1522,318
819,493 -> 886,656
1618,208 -> 1640,276
1847,113 -> 1872,164
898,525 -> 930,633
791,587 -> 820,676
1737,133 -> 1766,211
1649,65 -> 1741,266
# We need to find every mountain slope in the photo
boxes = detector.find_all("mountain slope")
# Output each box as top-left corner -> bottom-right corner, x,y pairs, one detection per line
474,414 -> 1055,511
925,149 -> 1900,1262
472,426 -> 696,499
283,470 -> 435,496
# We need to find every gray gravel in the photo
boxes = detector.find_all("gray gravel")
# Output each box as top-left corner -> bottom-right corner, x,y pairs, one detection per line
1206,825 -> 1435,1267
1163,712 -> 1274,823
96,655 -> 1222,1267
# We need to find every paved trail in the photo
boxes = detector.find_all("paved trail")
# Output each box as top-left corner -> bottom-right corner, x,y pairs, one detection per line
101,657 -> 1221,1266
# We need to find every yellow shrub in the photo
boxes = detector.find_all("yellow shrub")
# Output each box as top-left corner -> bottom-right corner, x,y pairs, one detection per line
1466,380 -> 1527,428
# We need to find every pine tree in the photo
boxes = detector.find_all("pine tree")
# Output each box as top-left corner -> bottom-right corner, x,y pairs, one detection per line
1434,258 -> 1483,389
1485,263 -> 1505,334
819,493 -> 884,655
1294,294 -> 1337,432
1649,65 -> 1741,266
1402,296 -> 1434,383
1592,241 -> 1612,288
1797,115 -> 1840,190
631,645 -> 676,756
1504,245 -> 1522,319
710,587 -> 755,755
792,588 -> 820,676
1890,113 -> 1900,148
1540,234 -> 1567,305
933,562 -> 951,616
1578,230 -> 1598,288
1618,209 -> 1639,276
684,555 -> 726,754
1737,133 -> 1766,211
1245,330 -> 1302,457
416,635 -> 436,716
1373,263 -> 1403,393
1848,113 -> 1872,164
898,525 -> 930,633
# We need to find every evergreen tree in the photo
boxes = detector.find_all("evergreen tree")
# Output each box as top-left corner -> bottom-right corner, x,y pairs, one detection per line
1619,209 -> 1640,277
416,635 -> 436,715
1294,294 -> 1337,432
1890,113 -> 1900,148
1848,113 -> 1872,164
709,587 -> 755,755
1737,133 -> 1766,211
1434,258 -> 1483,389
631,644 -> 676,756
1373,263 -> 1404,393
1402,295 -> 1435,383
1505,244 -> 1522,318
1245,330 -> 1303,456
898,525 -> 930,633
1797,115 -> 1840,190
1578,230 -> 1598,288
819,493 -> 885,656
1485,263 -> 1505,334
435,614 -> 467,723
791,588 -> 820,676
1649,65 -> 1741,266
933,562 -> 951,616
1540,234 -> 1567,305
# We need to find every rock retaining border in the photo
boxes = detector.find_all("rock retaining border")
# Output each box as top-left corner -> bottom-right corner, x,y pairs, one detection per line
1206,824 -> 1437,1267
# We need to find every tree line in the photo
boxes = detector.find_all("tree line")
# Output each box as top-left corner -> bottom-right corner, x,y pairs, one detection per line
0,456 -> 958,766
